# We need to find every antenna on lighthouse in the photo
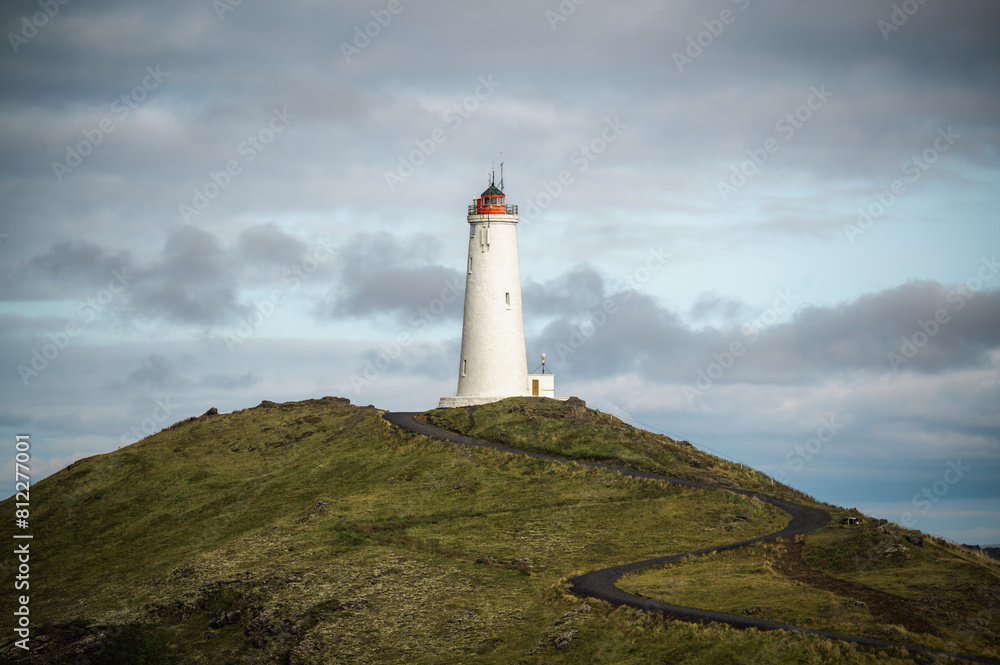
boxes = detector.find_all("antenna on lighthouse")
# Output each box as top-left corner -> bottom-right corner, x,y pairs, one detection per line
500,154 -> 504,191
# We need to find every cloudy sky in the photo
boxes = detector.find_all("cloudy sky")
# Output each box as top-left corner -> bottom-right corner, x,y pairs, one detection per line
2,1 -> 998,545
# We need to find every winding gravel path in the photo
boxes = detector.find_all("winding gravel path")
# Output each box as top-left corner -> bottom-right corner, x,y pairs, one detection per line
383,411 -> 999,664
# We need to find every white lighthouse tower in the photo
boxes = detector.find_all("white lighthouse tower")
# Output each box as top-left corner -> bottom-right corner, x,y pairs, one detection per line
438,166 -> 556,408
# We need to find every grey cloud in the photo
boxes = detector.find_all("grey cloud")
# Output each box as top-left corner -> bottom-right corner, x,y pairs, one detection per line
0,222 -> 325,326
199,372 -> 261,391
528,271 -> 1000,383
522,266 -> 607,318
758,281 -> 1000,378
689,292 -> 751,325
0,240 -> 135,300
27,241 -> 132,284
319,234 -> 464,322
235,223 -> 308,267
119,354 -> 182,390
128,225 -> 239,325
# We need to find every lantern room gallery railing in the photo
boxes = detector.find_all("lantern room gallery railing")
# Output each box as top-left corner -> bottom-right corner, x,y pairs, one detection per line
469,204 -> 518,215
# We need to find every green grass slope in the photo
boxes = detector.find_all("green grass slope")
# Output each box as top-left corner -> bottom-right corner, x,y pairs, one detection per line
0,396 -> 994,664
424,397 -> 820,504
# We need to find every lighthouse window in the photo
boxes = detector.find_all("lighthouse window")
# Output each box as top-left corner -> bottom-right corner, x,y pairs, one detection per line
468,257 -> 473,274
505,292 -> 510,309
462,359 -> 467,377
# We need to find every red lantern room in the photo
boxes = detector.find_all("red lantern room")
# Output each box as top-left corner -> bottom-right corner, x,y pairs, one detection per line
468,164 -> 517,216
473,183 -> 506,215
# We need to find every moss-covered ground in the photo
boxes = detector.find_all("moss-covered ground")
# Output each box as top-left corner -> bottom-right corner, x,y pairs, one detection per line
0,396 -> 994,664
621,519 -> 1000,661
424,397 -> 823,505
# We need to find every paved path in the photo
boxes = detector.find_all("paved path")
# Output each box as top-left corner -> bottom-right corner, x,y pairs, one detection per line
383,411 -> 999,664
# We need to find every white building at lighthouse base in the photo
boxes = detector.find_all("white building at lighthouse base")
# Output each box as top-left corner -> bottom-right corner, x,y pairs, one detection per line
438,372 -> 557,408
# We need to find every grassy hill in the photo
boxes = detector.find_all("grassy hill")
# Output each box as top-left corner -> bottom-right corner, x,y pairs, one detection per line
2,396 -> 997,664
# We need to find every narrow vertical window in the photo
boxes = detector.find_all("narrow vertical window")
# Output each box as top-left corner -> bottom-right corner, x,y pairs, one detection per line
505,292 -> 510,309
462,359 -> 467,376
468,257 -> 473,274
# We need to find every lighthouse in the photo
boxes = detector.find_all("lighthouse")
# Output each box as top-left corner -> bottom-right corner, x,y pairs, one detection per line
438,166 -> 556,408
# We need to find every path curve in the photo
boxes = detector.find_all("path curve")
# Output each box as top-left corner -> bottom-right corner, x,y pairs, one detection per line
383,411 -> 998,665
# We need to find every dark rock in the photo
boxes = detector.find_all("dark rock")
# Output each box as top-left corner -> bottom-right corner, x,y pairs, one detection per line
905,532 -> 924,547
204,407 -> 219,416
555,603 -> 591,624
210,609 -> 242,629
553,629 -> 578,649
877,543 -> 912,560
308,500 -> 328,519
561,396 -> 590,420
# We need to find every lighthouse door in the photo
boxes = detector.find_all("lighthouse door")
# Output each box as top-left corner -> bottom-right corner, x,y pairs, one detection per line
532,379 -> 539,396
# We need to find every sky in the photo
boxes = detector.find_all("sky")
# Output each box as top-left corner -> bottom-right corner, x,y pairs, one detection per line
1,0 -> 998,546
